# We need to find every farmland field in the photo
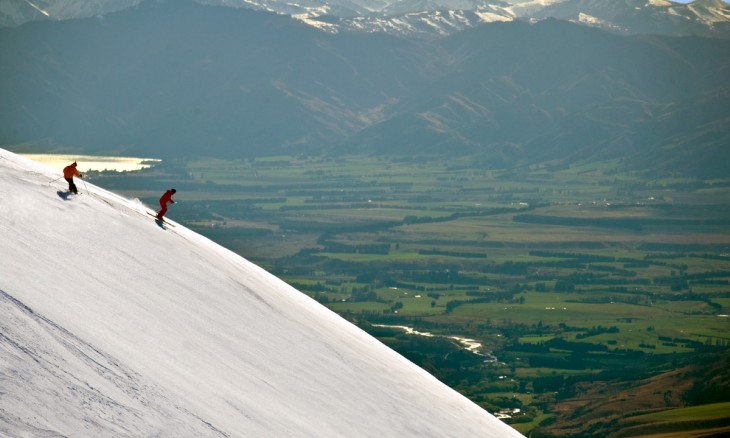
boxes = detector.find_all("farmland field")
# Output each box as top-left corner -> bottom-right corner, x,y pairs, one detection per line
83,153 -> 730,437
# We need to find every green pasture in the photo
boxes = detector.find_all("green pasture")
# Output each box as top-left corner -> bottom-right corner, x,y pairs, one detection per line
419,215 -> 642,246
514,367 -> 600,378
101,153 -> 730,438
451,291 -> 659,319
428,291 -> 724,350
633,402 -> 730,422
715,299 -> 730,311
327,301 -> 394,313
511,412 -> 554,435
519,335 -> 556,344
305,207 -> 451,222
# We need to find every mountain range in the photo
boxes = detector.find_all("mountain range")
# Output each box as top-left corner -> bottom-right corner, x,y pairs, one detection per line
0,148 -> 525,437
1,0 -> 729,177
3,0 -> 730,39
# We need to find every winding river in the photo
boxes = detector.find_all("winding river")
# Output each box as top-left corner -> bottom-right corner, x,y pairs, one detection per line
372,324 -> 499,362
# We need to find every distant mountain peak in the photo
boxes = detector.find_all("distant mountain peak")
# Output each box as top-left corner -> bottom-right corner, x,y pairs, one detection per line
1,0 -> 729,39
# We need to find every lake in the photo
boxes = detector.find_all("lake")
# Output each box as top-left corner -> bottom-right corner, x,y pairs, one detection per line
22,154 -> 160,173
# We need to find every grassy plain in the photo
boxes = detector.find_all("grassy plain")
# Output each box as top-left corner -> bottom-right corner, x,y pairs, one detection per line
89,153 -> 730,437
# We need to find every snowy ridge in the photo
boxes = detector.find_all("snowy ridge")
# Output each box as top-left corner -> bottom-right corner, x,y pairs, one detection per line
2,0 -> 729,38
0,148 -> 523,437
232,0 -> 730,38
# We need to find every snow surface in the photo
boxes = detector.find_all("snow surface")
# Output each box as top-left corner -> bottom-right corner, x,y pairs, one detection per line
0,148 -> 524,437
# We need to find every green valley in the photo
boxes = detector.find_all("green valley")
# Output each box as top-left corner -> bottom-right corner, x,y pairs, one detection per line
84,153 -> 730,437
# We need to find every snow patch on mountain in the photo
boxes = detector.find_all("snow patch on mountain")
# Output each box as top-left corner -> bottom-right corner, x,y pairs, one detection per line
687,0 -> 730,23
647,0 -> 671,7
475,10 -> 513,22
2,0 -> 729,38
502,0 -> 564,15
576,12 -> 625,32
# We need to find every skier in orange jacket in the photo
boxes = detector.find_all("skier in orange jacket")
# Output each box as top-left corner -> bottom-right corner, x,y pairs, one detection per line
157,189 -> 176,220
62,162 -> 82,194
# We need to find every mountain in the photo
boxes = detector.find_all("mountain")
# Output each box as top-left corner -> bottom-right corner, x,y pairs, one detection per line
0,0 -> 442,158
2,0 -> 730,39
193,0 -> 730,39
533,0 -> 730,39
341,19 -> 730,176
0,0 -> 143,27
1,1 -> 729,177
0,148 -> 524,437
536,350 -> 730,437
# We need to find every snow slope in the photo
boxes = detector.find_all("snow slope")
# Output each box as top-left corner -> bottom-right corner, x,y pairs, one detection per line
0,148 -> 523,437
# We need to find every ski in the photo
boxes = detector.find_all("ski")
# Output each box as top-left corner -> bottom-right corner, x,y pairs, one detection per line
146,212 -> 176,227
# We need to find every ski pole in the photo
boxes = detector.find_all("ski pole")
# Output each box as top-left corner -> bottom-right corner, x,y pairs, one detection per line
48,176 -> 64,184
82,178 -> 89,194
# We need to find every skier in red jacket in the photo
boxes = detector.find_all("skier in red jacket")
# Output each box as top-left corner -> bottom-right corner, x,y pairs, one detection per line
62,162 -> 82,194
156,189 -> 176,220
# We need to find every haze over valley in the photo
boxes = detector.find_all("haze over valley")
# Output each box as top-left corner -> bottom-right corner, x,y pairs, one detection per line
2,0 -> 730,436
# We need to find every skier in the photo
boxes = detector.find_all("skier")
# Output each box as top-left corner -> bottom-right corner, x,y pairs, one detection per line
62,161 -> 83,194
157,189 -> 176,220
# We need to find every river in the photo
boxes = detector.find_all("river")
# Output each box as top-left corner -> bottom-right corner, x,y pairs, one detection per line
372,324 -> 523,418
372,324 -> 498,362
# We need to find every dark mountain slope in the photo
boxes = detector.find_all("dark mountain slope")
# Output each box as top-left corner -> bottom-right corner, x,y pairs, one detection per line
0,0 -> 439,157
534,350 -> 730,438
2,2 -> 729,177
344,20 -> 730,176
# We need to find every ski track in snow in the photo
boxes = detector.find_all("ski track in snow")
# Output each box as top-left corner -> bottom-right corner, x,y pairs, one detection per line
0,150 -> 524,437
0,288 -> 227,437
